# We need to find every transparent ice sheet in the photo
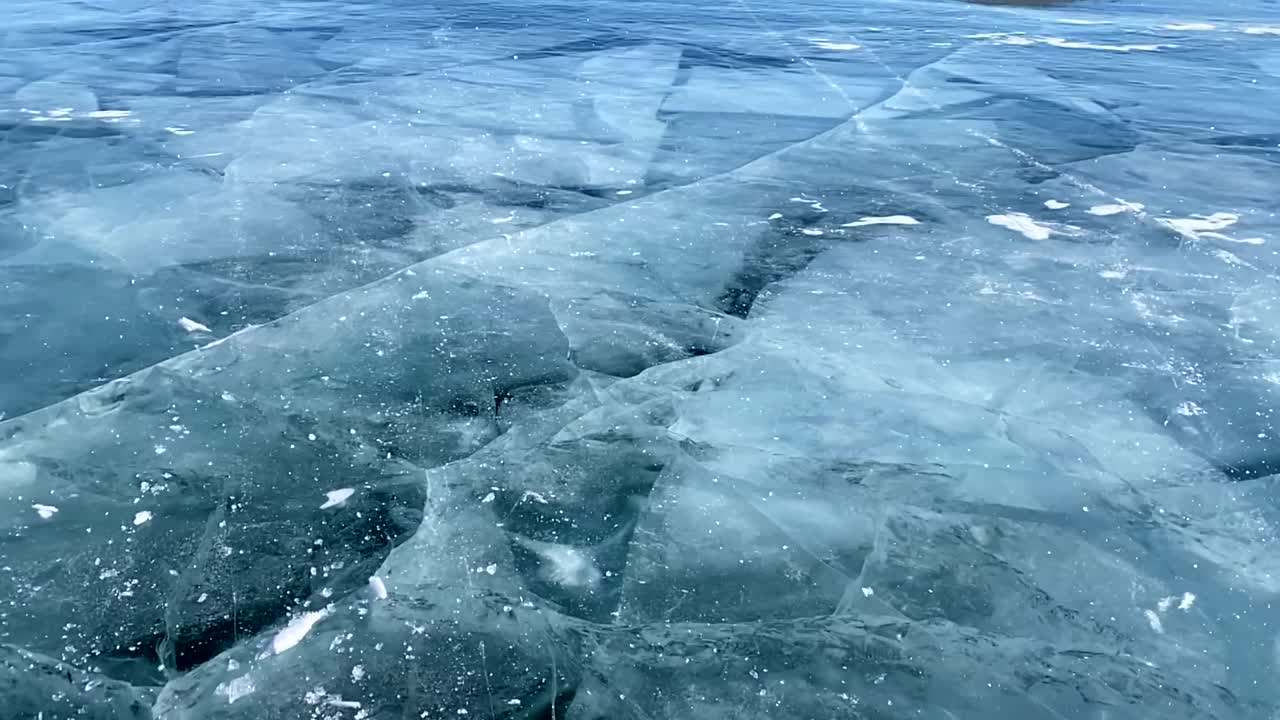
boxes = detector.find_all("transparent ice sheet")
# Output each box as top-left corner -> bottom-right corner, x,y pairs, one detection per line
2,0 -> 1278,718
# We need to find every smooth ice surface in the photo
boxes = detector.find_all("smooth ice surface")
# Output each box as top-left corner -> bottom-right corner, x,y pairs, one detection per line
2,0 -> 1279,718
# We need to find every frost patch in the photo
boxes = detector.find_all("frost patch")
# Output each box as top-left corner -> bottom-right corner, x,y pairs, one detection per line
1144,609 -> 1164,633
216,675 -> 256,704
987,33 -> 1171,51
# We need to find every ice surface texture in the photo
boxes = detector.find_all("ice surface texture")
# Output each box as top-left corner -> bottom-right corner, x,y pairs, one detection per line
2,0 -> 1279,718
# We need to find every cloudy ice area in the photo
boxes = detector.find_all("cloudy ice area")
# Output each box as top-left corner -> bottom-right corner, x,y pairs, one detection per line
1,0 -> 1279,717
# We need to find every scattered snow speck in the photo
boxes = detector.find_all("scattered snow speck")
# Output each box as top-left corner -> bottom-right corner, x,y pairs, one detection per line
320,488 -> 355,509
133,511 -> 153,526
368,576 -> 388,600
842,215 -> 920,228
1175,401 -> 1206,417
178,317 -> 211,333
1043,199 -> 1070,210
33,504 -> 59,520
986,213 -> 1055,240
272,609 -> 329,655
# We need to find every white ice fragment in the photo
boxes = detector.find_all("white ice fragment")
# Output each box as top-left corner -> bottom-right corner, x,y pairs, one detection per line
484,564 -> 497,575
801,228 -> 825,236
164,126 -> 195,135
841,215 -> 920,228
1157,596 -> 1174,612
507,699 -> 522,706
1144,609 -> 1165,633
768,212 -> 783,220
861,587 -> 874,597
132,511 -> 153,526
178,317 -> 211,333
521,490 -> 549,504
352,665 -> 366,682
85,109 -> 132,119
490,215 -> 515,224
1178,592 -> 1196,610
216,675 -> 256,704
320,488 -> 355,509
411,290 -> 430,300
272,609 -> 329,655
615,190 -> 633,195
1099,269 -> 1128,279
1162,22 -> 1215,31
1043,200 -> 1070,209
32,504 -> 59,520
368,576 -> 388,600
1243,26 -> 1280,35
986,213 -> 1055,240
481,492 -> 496,504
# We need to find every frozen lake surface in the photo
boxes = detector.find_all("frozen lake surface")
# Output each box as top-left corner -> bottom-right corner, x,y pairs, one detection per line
2,0 -> 1279,717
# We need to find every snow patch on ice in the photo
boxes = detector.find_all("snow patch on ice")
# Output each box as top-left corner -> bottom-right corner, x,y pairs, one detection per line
986,213 -> 1056,240
320,488 -> 355,509
272,608 -> 330,655
842,215 -> 920,228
